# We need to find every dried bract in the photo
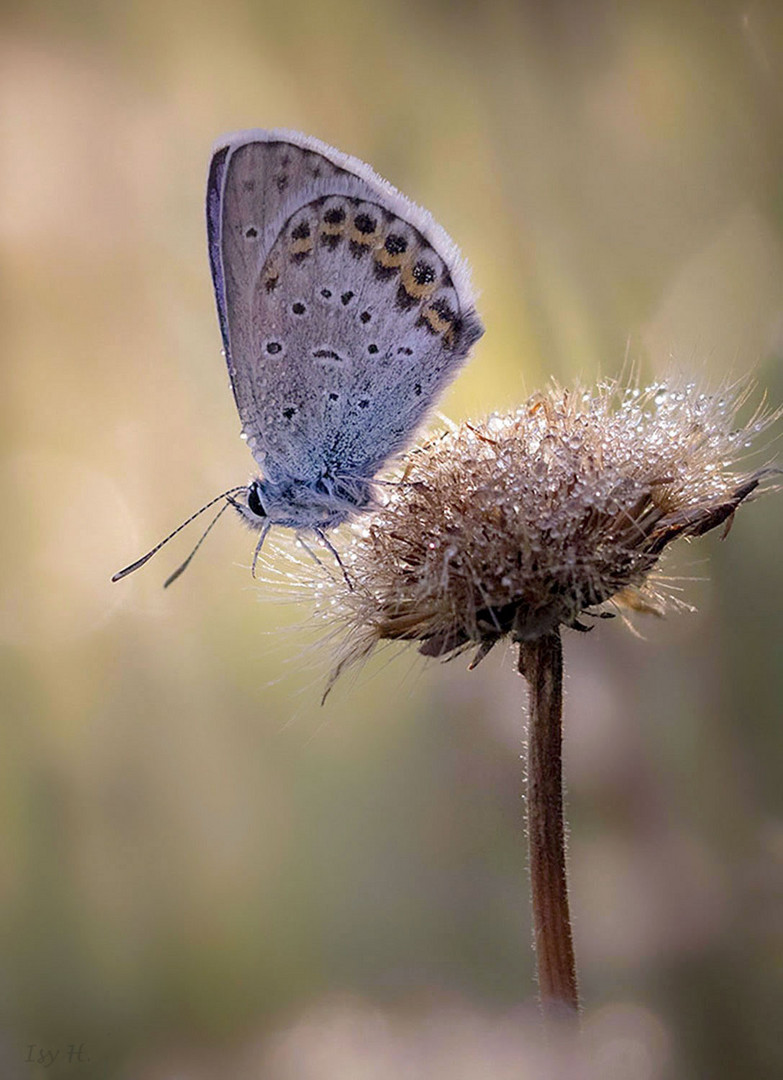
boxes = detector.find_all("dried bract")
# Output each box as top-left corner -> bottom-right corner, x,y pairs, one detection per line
322,379 -> 778,677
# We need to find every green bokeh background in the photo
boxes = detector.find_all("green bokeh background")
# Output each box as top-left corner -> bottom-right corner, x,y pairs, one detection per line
1,1 -> 782,1077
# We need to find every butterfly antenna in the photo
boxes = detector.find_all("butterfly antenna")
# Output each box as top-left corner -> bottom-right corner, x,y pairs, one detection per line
163,500 -> 234,588
111,487 -> 246,583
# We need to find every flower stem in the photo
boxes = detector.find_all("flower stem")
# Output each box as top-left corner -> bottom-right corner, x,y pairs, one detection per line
519,630 -> 579,1021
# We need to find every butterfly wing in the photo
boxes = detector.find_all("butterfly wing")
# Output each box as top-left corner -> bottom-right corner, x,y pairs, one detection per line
207,129 -> 483,487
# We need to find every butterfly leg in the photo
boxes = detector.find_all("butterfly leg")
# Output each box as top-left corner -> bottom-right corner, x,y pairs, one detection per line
296,535 -> 327,570
313,528 -> 354,592
251,522 -> 271,578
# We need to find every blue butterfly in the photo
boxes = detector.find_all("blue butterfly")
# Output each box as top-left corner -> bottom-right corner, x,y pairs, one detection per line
113,130 -> 482,585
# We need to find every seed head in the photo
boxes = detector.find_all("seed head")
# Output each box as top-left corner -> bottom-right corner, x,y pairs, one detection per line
321,378 -> 778,680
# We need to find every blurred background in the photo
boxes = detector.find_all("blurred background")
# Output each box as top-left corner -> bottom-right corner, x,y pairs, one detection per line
1,1 -> 782,1077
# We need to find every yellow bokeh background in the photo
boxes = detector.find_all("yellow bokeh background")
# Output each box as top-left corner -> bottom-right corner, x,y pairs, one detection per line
1,2 -> 782,1077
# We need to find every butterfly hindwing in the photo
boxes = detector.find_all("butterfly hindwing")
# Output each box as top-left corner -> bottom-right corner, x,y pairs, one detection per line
207,130 -> 483,486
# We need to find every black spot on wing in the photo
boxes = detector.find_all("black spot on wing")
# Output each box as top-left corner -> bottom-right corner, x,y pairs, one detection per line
395,284 -> 417,311
430,296 -> 456,320
385,233 -> 407,255
354,213 -> 376,234
413,261 -> 436,285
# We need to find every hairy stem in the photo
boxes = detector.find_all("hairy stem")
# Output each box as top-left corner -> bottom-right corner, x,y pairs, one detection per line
519,630 -> 579,1021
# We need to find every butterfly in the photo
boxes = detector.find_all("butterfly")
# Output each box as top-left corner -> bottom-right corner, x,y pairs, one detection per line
113,129 -> 483,586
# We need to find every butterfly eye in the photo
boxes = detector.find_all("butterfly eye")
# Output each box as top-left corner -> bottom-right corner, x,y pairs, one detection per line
247,483 -> 267,518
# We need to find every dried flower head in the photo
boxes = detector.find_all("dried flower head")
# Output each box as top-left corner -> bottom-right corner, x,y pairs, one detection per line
323,378 -> 778,678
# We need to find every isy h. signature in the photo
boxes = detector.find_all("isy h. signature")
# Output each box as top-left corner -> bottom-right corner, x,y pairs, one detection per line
25,1043 -> 90,1068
